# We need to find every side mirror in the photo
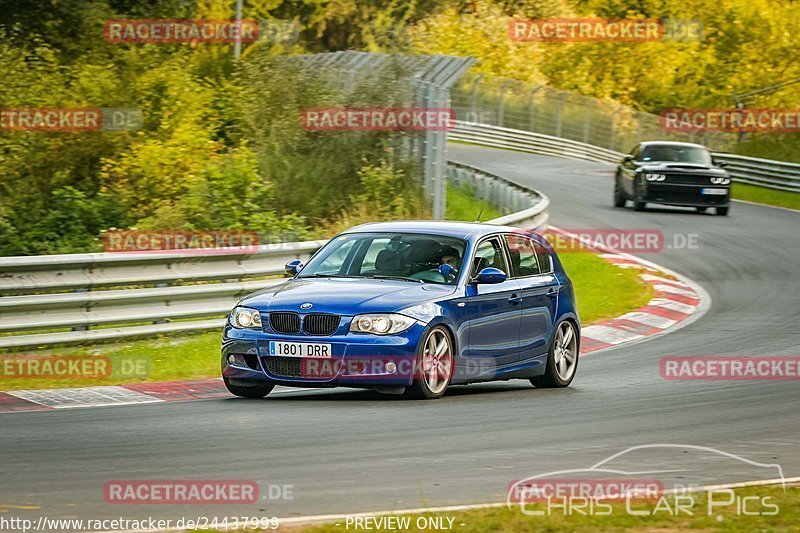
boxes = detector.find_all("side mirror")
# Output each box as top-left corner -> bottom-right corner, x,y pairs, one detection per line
438,263 -> 457,282
285,259 -> 304,276
623,155 -> 634,162
713,160 -> 727,168
474,267 -> 508,284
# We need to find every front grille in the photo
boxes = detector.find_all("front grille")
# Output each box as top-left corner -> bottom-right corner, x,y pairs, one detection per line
664,173 -> 713,185
303,313 -> 340,336
263,357 -> 303,378
269,312 -> 301,334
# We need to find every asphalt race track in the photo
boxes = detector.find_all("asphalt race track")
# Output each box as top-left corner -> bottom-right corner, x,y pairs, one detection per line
1,144 -> 798,524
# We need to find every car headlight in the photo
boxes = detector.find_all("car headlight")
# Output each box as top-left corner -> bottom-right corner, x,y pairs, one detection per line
644,173 -> 666,181
710,176 -> 731,185
349,313 -> 417,335
230,306 -> 262,329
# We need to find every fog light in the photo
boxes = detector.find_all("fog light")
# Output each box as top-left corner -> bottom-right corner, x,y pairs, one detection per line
385,362 -> 397,374
228,355 -> 236,364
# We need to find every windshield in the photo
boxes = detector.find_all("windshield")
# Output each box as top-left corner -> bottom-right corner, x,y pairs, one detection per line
641,145 -> 711,164
298,232 -> 467,285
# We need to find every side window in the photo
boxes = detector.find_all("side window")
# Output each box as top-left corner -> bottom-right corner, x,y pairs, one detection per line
471,237 -> 510,277
503,234 -> 541,278
533,240 -> 552,273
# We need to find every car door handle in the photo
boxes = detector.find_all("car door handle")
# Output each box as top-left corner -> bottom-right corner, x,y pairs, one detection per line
508,294 -> 522,305
546,288 -> 559,298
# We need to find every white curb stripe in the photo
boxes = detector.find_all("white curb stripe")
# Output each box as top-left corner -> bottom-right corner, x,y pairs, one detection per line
581,325 -> 645,345
650,298 -> 697,314
617,311 -> 678,329
8,386 -> 163,408
653,284 -> 697,297
640,274 -> 690,288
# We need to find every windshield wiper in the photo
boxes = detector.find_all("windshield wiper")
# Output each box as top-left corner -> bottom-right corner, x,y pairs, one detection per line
303,273 -> 424,283
359,274 -> 424,283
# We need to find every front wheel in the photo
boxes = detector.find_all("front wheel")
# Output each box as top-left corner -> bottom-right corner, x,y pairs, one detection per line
530,320 -> 579,388
406,326 -> 454,399
224,377 -> 275,398
613,180 -> 626,208
716,206 -> 729,216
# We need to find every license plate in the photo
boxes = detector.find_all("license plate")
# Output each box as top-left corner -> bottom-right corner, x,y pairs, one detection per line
701,188 -> 727,195
269,341 -> 332,358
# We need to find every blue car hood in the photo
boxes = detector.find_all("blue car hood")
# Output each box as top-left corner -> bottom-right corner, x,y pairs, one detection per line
239,277 -> 456,315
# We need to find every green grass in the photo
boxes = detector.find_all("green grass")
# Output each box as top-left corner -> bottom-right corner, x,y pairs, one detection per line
559,252 -> 653,324
445,184 -> 503,222
732,182 -> 800,210
282,484 -> 800,533
0,332 -> 222,391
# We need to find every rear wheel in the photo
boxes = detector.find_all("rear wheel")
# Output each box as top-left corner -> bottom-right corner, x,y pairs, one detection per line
223,377 -> 275,398
716,206 -> 729,216
613,179 -> 626,208
530,320 -> 579,388
407,326 -> 453,399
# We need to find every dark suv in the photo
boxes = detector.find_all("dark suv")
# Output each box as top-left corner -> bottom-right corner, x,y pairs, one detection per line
614,141 -> 731,216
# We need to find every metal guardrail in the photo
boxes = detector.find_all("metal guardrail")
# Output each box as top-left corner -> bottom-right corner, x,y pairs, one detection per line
451,121 -> 623,164
0,162 -> 548,349
451,122 -> 800,192
0,242 -> 326,349
708,153 -> 800,193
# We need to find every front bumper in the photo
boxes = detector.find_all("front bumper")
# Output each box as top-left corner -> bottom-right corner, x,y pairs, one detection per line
221,322 -> 426,388
641,182 -> 730,207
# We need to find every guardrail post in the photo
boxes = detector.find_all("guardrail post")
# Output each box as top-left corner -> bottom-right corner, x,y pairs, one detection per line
555,94 -> 567,138
527,85 -> 543,133
469,75 -> 484,122
498,80 -> 513,128
636,111 -> 643,144
583,102 -> 593,144
610,106 -> 623,152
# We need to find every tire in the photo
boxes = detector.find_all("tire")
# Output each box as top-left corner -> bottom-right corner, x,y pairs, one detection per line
530,320 -> 579,388
223,377 -> 275,398
696,206 -> 707,212
716,206 -> 729,216
633,198 -> 646,211
406,326 -> 454,399
613,179 -> 626,208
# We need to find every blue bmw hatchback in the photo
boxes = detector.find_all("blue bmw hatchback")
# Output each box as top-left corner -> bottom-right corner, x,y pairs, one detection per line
221,221 -> 580,399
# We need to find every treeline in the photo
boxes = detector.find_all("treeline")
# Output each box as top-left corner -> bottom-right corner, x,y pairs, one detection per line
0,0 -> 797,254
0,1 -> 428,255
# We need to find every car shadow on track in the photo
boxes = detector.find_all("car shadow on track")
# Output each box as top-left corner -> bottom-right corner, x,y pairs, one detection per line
220,382 -> 578,403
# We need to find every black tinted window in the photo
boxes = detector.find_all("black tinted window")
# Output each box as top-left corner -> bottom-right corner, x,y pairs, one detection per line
504,234 -> 541,277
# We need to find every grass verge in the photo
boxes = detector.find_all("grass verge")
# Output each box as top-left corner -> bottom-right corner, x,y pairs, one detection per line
281,483 -> 799,533
445,184 -> 503,221
732,182 -> 800,210
559,252 -> 653,324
